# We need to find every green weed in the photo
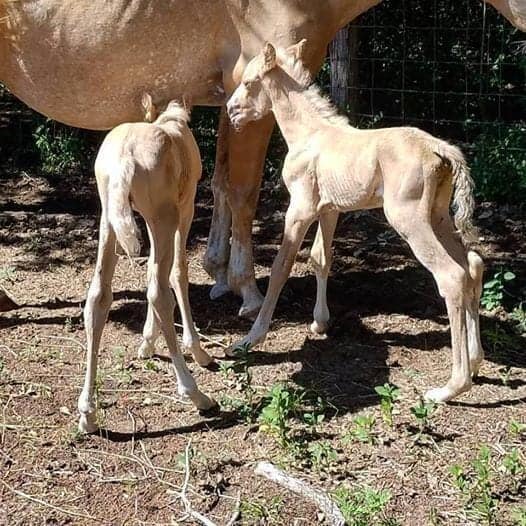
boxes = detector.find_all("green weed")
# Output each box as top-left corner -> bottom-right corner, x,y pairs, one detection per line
410,399 -> 437,436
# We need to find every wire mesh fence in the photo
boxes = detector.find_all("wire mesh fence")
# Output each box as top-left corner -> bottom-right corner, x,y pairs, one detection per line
332,0 -> 525,138
322,0 -> 526,201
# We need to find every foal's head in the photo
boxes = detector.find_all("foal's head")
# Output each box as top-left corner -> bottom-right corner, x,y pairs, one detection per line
227,39 -> 308,130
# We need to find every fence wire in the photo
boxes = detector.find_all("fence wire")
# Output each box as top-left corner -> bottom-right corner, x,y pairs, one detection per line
329,0 -> 525,156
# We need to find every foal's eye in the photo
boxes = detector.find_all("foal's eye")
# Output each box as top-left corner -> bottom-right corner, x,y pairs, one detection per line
244,80 -> 254,90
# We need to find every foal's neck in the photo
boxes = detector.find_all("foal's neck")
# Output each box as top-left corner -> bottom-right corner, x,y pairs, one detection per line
264,72 -> 328,148
265,69 -> 347,149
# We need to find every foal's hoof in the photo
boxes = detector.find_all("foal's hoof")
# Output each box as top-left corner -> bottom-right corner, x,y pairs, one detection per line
310,320 -> 329,335
78,414 -> 98,434
184,345 -> 215,368
210,282 -> 230,300
138,340 -> 155,359
198,398 -> 220,417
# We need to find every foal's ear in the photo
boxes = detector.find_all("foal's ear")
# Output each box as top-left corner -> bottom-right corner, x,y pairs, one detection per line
262,42 -> 277,72
141,92 -> 156,122
287,38 -> 307,60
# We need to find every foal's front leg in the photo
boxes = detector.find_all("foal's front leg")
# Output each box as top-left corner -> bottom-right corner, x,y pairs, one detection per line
228,192 -> 317,355
309,210 -> 339,334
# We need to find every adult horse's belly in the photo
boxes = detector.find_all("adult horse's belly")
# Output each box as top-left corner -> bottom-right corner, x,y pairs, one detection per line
1,0 -> 233,129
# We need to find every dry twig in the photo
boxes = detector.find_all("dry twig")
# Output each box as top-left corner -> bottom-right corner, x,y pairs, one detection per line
254,461 -> 345,526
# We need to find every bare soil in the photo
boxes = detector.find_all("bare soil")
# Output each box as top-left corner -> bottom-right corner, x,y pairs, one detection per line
0,165 -> 525,525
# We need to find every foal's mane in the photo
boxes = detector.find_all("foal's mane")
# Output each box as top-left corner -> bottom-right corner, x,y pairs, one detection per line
276,49 -> 349,128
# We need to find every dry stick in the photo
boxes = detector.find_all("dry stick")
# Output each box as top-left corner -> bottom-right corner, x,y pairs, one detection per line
225,491 -> 241,526
175,440 -> 218,526
0,479 -> 96,521
254,461 -> 345,526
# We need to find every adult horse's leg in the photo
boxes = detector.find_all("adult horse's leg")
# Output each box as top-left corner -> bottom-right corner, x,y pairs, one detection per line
205,111 -> 275,318
203,109 -> 232,300
228,114 -> 275,318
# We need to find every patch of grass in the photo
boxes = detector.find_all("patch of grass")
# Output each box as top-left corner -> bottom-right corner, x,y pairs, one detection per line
449,443 -> 525,525
508,420 -> 526,439
307,440 -> 338,470
112,346 -> 133,386
332,484 -> 394,526
0,266 -> 17,285
374,383 -> 401,428
344,414 -> 377,445
219,343 -> 258,423
240,495 -> 283,524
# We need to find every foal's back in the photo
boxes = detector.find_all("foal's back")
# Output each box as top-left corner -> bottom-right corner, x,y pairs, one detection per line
95,120 -> 200,214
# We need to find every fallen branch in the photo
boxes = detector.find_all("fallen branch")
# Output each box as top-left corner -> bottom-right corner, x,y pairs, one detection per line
173,440 -> 218,526
254,461 -> 345,526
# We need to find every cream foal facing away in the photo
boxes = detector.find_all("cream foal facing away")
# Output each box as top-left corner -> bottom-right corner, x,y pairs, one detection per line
78,96 -> 216,433
227,41 -> 485,403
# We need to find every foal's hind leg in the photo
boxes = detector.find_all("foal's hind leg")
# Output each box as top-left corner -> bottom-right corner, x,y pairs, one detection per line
138,254 -> 161,359
78,216 -> 118,433
147,216 -> 216,410
384,201 -> 472,403
309,210 -> 339,334
433,214 -> 485,376
170,195 -> 213,367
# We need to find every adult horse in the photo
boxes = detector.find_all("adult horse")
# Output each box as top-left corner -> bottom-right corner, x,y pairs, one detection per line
0,0 -> 523,316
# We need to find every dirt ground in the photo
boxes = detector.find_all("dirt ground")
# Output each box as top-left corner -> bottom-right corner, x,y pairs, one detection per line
0,165 -> 524,525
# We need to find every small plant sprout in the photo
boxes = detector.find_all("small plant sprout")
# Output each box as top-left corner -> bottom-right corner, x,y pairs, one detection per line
481,269 -> 516,311
374,383 -> 401,427
302,394 -> 327,432
410,398 -> 437,434
498,365 -> 512,387
508,420 -> 526,438
500,448 -> 524,493
344,414 -> 377,445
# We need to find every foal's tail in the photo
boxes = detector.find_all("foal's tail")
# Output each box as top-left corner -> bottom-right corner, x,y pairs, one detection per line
107,159 -> 141,257
435,142 -> 477,244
